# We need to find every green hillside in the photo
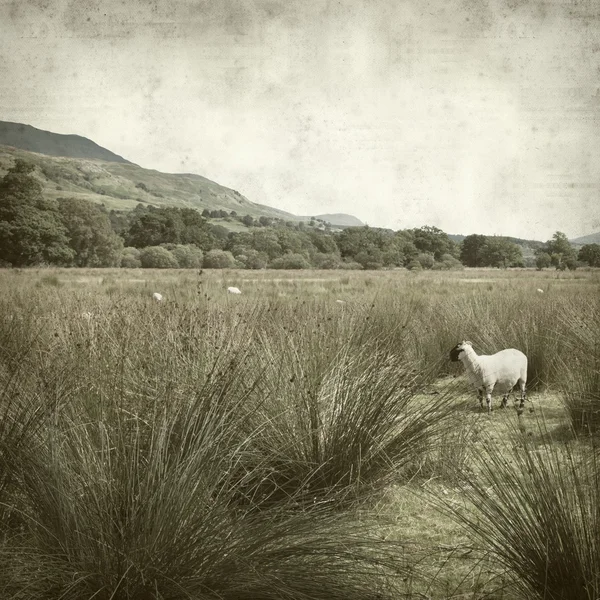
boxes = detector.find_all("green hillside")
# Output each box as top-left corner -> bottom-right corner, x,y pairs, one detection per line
0,145 -> 301,222
0,121 -> 364,228
0,121 -> 132,164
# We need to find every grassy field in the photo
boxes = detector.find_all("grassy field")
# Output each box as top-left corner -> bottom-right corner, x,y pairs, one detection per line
0,267 -> 598,599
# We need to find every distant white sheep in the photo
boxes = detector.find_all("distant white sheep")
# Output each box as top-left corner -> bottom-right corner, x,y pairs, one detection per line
335,299 -> 345,304
537,288 -> 544,294
153,292 -> 163,302
227,286 -> 242,295
450,341 -> 527,413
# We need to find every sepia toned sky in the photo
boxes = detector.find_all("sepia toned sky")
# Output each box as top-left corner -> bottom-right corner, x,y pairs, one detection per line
1,0 -> 599,240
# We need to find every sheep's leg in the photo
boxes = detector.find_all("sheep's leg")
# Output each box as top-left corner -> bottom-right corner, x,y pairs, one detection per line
501,394 -> 509,408
477,388 -> 484,409
518,379 -> 527,408
485,388 -> 493,413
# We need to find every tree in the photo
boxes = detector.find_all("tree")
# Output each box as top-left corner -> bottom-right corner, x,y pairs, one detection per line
126,208 -> 182,247
168,244 -> 204,268
58,197 -> 123,266
479,237 -> 523,268
252,230 -> 282,260
236,249 -> 268,269
460,234 -> 488,267
139,246 -> 179,268
411,226 -> 458,260
537,231 -> 576,270
578,243 -> 600,267
415,253 -> 435,269
120,247 -> 142,268
535,252 -> 552,270
0,159 -> 75,266
311,253 -> 343,269
433,253 -> 463,270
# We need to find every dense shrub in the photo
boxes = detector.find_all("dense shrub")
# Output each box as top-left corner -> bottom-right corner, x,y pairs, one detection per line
120,246 -> 141,268
270,253 -> 311,269
203,249 -> 236,269
169,244 -> 204,268
415,253 -> 435,269
139,246 -> 178,268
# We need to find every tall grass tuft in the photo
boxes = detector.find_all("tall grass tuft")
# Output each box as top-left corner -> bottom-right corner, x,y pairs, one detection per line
238,313 -> 459,507
3,368 -> 413,599
558,299 -> 600,433
441,422 -> 600,600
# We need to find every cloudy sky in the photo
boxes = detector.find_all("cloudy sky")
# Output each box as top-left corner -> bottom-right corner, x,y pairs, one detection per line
1,0 -> 599,239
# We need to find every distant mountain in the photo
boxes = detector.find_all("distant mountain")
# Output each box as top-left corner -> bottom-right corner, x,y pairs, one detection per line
449,233 -> 543,247
0,121 -> 366,228
302,213 -> 365,228
570,232 -> 600,246
0,121 -> 132,164
448,234 -> 466,243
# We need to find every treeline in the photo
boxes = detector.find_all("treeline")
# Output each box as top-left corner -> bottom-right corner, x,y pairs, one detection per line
1,159 -> 597,270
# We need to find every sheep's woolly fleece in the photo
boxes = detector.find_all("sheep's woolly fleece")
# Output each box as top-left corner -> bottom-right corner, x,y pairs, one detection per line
450,341 -> 528,413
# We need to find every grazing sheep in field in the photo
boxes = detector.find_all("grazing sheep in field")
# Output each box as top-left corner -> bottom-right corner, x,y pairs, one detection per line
450,341 -> 527,413
537,288 -> 544,294
227,286 -> 242,295
153,292 -> 163,302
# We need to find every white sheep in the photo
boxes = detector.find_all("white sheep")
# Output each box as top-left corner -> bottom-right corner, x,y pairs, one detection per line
450,341 -> 527,413
153,292 -> 163,302
537,288 -> 544,294
227,286 -> 242,295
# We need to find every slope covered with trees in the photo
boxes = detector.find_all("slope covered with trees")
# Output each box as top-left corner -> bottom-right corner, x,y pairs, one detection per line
0,159 -> 588,271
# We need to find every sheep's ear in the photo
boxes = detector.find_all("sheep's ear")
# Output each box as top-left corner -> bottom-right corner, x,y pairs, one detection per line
463,341 -> 473,347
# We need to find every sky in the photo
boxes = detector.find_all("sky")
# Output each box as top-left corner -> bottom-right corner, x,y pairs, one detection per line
1,0 -> 599,240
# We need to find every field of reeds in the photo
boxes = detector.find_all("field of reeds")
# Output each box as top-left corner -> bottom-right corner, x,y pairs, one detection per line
0,266 -> 599,599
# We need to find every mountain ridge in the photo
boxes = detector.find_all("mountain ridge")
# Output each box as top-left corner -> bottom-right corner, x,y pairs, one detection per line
0,121 -> 363,229
0,120 -> 133,164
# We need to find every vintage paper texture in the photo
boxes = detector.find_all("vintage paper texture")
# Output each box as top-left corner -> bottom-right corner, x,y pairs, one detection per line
1,0 -> 599,240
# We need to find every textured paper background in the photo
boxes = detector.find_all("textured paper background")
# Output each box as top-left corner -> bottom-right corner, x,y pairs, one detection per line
1,0 -> 599,240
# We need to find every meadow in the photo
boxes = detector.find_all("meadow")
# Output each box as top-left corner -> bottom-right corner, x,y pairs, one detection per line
0,267 -> 598,599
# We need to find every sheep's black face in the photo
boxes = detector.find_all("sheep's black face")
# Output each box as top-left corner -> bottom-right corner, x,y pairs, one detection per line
449,344 -> 463,362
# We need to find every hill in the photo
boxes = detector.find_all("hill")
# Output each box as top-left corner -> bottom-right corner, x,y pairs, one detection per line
570,232 -> 600,246
0,145 -> 304,223
304,213 -> 365,228
0,121 -> 132,164
0,121 -> 365,228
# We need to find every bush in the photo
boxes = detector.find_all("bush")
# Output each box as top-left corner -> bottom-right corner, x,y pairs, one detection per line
415,253 -> 435,269
269,253 -> 311,269
203,249 -> 236,269
406,259 -> 423,271
340,260 -> 363,270
311,253 -> 343,269
169,244 -> 204,268
120,247 -> 141,268
432,253 -> 463,271
236,249 -> 268,270
535,252 -> 552,270
139,246 -> 178,269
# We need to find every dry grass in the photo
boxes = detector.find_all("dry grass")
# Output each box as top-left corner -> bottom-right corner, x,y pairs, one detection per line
0,266 -> 598,598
